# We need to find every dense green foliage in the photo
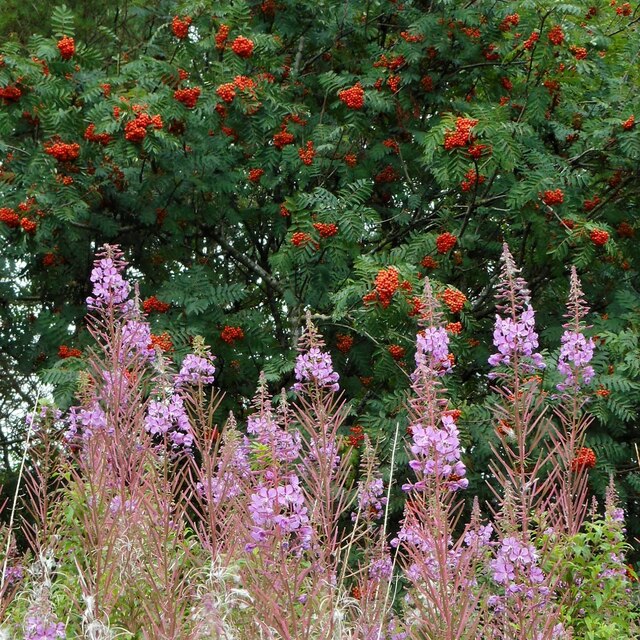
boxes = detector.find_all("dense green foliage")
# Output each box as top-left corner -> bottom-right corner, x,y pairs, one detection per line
1,1 -> 639,545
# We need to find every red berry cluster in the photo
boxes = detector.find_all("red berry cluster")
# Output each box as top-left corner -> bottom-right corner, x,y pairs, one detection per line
344,153 -> 358,167
622,115 -> 635,130
484,44 -> 500,61
57,36 -> 75,60
383,138 -> 400,154
421,75 -> 434,92
313,222 -> 338,238
400,31 -> 423,43
617,221 -> 635,238
590,229 -> 609,246
617,2 -> 632,16
374,165 -> 398,183
59,345 -> 82,359
0,84 -> 22,103
548,25 -> 564,46
274,127 -> 294,150
348,425 -> 365,447
220,325 -> 245,344
445,321 -> 463,335
0,207 -> 20,228
499,13 -> 520,31
216,24 -> 230,50
172,16 -> 192,40
570,46 -> 588,60
42,252 -> 58,267
44,140 -> 80,162
21,218 -> 37,234
248,168 -> 264,183
436,232 -> 458,254
234,75 -> 256,92
261,0 -> 276,16
291,231 -> 312,247
501,77 -> 513,92
279,204 -> 290,217
338,83 -> 365,109
444,117 -> 479,150
174,87 -> 201,109
388,344 -> 406,361
150,332 -> 173,352
468,143 -> 488,160
571,447 -> 596,472
373,54 -> 405,71
373,267 -> 400,308
583,195 -> 601,212
523,31 -> 540,50
442,288 -> 467,314
336,334 -> 354,353
124,111 -> 163,143
420,255 -> 437,270
542,189 -> 564,206
407,296 -> 425,318
216,83 -> 236,103
143,296 -> 170,314
443,408 -> 463,422
298,140 -> 316,165
462,27 -> 481,39
461,169 -> 485,192
84,124 -> 112,145
231,36 -> 254,58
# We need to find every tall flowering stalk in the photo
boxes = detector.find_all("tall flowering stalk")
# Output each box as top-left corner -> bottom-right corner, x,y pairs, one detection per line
547,266 -> 595,535
485,245 -> 565,639
394,279 -> 482,640
487,244 -> 556,531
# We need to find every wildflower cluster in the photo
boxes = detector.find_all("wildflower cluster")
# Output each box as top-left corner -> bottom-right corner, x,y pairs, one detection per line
487,244 -> 545,375
175,353 -> 216,387
145,394 -> 194,450
293,346 -> 339,393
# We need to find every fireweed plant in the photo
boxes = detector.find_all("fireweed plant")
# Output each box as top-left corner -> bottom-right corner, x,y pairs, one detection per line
0,243 -> 638,639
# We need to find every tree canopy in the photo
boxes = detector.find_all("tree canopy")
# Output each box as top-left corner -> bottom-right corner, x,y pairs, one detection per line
1,0 -> 639,542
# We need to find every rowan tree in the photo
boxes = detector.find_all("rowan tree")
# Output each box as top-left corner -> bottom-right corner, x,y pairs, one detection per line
1,0 -> 639,541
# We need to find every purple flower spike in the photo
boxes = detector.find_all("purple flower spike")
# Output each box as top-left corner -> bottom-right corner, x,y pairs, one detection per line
488,244 -> 545,375
175,353 -> 216,387
86,244 -> 133,312
144,394 -> 194,450
293,346 -> 340,393
556,267 -> 595,392
404,413 -> 468,492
